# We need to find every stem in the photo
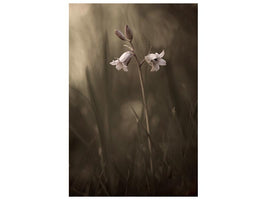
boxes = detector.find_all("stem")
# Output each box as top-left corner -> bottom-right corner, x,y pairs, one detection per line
129,41 -> 154,175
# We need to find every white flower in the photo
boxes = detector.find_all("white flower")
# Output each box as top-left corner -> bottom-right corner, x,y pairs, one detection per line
145,50 -> 166,72
110,51 -> 133,72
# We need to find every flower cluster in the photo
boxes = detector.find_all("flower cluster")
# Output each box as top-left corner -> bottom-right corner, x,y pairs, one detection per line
110,25 -> 166,72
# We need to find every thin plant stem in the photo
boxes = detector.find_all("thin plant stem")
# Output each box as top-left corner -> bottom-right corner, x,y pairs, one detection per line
129,41 -> 154,176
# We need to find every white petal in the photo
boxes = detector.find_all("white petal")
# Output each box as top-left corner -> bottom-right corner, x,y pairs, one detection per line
110,60 -> 118,65
119,51 -> 132,63
158,58 -> 166,66
123,56 -> 132,66
146,60 -> 154,68
122,66 -> 128,72
151,64 -> 160,72
145,53 -> 157,63
115,62 -> 123,70
159,50 -> 165,58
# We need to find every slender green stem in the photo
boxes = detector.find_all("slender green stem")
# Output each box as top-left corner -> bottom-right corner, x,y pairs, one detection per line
129,41 -> 153,175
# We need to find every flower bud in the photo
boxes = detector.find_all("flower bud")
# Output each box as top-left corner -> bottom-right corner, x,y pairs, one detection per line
125,25 -> 133,41
115,30 -> 126,40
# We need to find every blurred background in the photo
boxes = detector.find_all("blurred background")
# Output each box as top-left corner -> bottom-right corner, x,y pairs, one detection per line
69,4 -> 197,196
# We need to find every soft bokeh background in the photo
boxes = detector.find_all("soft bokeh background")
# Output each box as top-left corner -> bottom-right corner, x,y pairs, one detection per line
69,4 -> 197,196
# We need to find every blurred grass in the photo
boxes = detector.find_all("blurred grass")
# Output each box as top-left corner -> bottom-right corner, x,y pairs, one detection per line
69,4 -> 197,196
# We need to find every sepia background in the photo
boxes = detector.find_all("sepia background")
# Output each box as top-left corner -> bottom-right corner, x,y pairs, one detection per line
69,4 -> 197,196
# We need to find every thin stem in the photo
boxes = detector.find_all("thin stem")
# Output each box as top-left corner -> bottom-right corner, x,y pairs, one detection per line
129,41 -> 154,175
140,59 -> 145,66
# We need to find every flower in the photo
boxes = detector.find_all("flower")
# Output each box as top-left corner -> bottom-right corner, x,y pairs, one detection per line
110,51 -> 133,72
145,50 -> 166,72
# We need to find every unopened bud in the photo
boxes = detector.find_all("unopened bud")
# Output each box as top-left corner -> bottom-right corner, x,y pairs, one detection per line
115,30 -> 126,40
125,25 -> 133,41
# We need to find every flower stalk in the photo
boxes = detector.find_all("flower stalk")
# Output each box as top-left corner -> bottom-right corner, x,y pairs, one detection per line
129,41 -> 154,175
110,24 -> 167,177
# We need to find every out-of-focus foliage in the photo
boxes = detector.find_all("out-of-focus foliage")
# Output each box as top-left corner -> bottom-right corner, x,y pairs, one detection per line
69,4 -> 197,196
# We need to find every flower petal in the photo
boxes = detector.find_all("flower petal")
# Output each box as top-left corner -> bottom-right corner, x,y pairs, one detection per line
124,55 -> 132,66
110,60 -> 118,65
158,58 -> 166,66
145,53 -> 157,63
115,62 -> 123,70
151,64 -> 160,72
122,66 -> 128,72
119,51 -> 132,63
121,63 -> 128,72
159,50 -> 165,58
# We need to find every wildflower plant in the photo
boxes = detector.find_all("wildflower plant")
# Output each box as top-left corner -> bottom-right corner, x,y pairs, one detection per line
110,25 -> 166,72
110,25 -> 167,175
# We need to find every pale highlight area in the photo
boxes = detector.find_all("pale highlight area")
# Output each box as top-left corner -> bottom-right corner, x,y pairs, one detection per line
69,4 -> 179,88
